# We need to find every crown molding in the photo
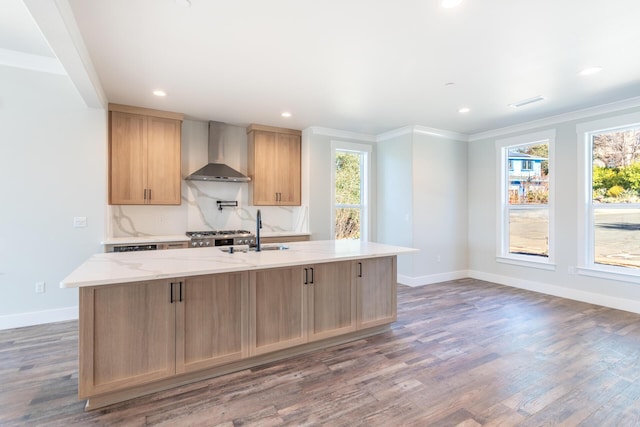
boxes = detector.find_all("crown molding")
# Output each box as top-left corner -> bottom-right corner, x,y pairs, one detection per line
0,48 -> 66,75
377,125 -> 468,142
469,96 -> 640,142
307,126 -> 377,142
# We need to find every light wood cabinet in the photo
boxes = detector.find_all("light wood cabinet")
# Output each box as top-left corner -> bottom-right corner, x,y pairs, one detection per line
79,272 -> 248,399
109,104 -> 183,205
78,257 -> 396,409
249,261 -> 356,355
247,124 -> 301,206
307,262 -> 357,342
260,235 -> 310,244
79,280 -> 176,398
250,267 -> 307,355
176,273 -> 248,374
356,256 -> 397,329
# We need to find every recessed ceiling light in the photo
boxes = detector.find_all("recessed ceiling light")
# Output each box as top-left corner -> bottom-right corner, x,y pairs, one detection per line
281,112 -> 292,118
508,95 -> 545,108
153,90 -> 167,97
579,66 -> 603,76
458,107 -> 470,113
441,0 -> 463,8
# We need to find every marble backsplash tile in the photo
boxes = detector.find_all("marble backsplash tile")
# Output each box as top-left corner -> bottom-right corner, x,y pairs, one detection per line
109,180 -> 307,237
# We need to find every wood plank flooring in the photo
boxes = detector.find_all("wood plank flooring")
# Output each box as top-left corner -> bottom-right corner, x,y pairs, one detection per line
2,279 -> 640,426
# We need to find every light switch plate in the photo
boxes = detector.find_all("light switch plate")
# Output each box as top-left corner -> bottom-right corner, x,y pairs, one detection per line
73,217 -> 87,228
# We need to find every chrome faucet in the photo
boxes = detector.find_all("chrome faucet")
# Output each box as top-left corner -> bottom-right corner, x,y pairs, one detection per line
255,209 -> 262,252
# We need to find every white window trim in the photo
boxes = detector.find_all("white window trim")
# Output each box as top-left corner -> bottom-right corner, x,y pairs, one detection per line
576,112 -> 640,283
330,140 -> 372,241
495,129 -> 556,270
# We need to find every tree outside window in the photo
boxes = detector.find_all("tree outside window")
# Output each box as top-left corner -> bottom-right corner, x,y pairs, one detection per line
590,127 -> 640,269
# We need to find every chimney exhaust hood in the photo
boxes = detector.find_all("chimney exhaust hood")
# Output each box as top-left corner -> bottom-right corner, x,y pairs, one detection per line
186,121 -> 251,182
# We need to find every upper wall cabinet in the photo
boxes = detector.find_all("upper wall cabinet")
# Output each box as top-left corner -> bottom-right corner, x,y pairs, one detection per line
247,124 -> 301,206
108,104 -> 183,205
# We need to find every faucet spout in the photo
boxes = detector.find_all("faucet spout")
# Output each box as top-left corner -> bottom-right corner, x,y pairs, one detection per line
255,209 -> 262,252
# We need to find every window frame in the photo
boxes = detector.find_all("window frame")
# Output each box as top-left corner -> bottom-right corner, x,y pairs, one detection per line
577,112 -> 640,282
495,130 -> 556,270
330,140 -> 372,241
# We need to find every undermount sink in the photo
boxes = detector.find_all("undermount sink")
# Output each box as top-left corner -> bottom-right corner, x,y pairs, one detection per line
220,245 -> 289,253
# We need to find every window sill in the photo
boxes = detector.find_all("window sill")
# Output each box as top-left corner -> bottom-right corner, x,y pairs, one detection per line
576,266 -> 640,284
496,256 -> 556,271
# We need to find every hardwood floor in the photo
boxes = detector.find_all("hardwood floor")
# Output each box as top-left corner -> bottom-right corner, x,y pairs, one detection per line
2,279 -> 640,426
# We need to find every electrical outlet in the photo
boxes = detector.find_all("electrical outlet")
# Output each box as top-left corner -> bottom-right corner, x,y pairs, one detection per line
35,282 -> 46,293
73,217 -> 87,228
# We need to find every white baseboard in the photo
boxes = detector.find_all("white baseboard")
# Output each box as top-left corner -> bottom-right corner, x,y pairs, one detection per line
398,270 -> 469,287
468,270 -> 640,315
0,306 -> 78,330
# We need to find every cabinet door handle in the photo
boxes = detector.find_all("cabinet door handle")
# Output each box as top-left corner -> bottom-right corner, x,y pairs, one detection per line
148,189 -> 152,200
310,267 -> 314,284
179,281 -> 183,302
303,268 -> 308,285
144,188 -> 147,200
170,282 -> 174,304
357,262 -> 362,278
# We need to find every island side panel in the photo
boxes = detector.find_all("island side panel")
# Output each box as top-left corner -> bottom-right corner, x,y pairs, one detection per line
357,256 -> 397,329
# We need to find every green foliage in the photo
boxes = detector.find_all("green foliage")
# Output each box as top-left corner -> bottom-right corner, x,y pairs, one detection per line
618,162 -> 640,192
335,152 -> 361,205
606,185 -> 625,198
335,152 -> 362,239
592,166 -> 621,190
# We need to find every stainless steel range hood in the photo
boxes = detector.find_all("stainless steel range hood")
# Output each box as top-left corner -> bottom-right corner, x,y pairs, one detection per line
186,121 -> 251,182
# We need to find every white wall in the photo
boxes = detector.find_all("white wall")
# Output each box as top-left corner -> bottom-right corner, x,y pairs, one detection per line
0,66 -> 106,328
376,132 -> 413,275
468,105 -> 640,313
376,128 -> 468,284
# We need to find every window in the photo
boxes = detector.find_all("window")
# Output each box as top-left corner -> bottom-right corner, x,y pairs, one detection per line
496,130 -> 555,269
331,141 -> 371,241
577,113 -> 640,281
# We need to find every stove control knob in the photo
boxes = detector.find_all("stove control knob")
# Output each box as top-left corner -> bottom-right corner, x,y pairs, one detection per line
191,241 -> 197,247
205,241 -> 211,246
199,241 -> 204,247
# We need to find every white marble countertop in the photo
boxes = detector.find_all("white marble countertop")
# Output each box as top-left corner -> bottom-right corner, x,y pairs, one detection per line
101,235 -> 190,245
61,240 -> 417,288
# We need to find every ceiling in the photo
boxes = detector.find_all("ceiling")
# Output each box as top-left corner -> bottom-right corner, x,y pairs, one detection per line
5,0 -> 640,136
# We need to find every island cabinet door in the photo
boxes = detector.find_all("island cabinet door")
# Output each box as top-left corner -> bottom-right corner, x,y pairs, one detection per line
249,267 -> 308,356
175,272 -> 249,374
307,261 -> 357,342
356,256 -> 397,330
78,280 -> 176,399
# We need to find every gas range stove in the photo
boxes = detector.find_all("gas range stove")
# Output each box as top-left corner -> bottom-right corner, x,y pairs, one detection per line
186,230 -> 256,248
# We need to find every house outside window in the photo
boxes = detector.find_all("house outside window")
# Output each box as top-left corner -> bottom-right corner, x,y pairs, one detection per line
331,141 -> 371,241
577,113 -> 640,281
496,130 -> 555,269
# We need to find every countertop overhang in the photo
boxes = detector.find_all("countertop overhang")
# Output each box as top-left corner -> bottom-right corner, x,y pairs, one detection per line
61,240 -> 417,288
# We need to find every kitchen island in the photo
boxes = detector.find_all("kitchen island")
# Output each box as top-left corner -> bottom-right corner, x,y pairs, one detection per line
62,240 -> 416,410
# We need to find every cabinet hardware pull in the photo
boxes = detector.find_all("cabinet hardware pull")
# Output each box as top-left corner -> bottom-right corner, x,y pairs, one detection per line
357,262 -> 362,278
148,189 -> 152,200
303,268 -> 308,285
179,281 -> 183,302
169,282 -> 174,304
144,188 -> 147,200
310,267 -> 314,284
